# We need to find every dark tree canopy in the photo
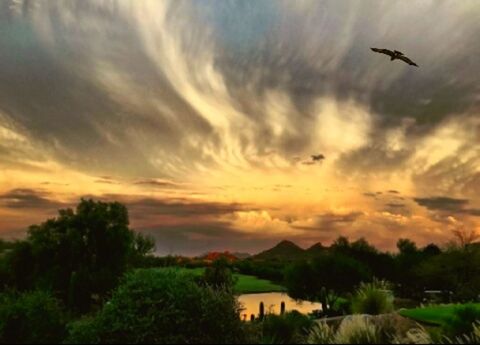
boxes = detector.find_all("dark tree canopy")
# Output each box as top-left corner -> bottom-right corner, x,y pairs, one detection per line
1,199 -> 153,313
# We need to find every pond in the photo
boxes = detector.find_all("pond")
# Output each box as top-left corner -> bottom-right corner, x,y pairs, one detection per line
238,292 -> 322,320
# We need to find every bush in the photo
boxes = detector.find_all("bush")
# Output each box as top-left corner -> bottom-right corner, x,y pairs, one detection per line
307,321 -> 335,344
66,269 -> 247,344
444,304 -> 480,338
0,290 -> 66,344
334,316 -> 381,344
202,258 -> 236,291
261,310 -> 313,344
351,279 -> 394,315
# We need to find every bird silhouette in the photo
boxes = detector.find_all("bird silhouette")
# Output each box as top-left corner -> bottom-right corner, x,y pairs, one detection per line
311,154 -> 325,161
370,48 -> 418,67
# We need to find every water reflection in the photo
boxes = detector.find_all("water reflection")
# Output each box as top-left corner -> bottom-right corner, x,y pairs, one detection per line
238,292 -> 322,320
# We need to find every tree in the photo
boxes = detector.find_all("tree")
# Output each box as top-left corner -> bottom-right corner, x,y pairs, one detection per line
203,257 -> 236,291
2,199 -> 153,313
397,238 -> 418,255
452,228 -> 480,249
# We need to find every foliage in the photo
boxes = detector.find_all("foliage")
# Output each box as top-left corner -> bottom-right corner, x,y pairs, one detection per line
0,290 -> 66,344
261,310 -> 313,344
203,257 -> 236,291
285,253 -> 371,301
399,303 -> 480,327
444,304 -> 480,338
1,199 -> 152,313
351,279 -> 394,315
235,258 -> 286,283
416,246 -> 480,302
66,269 -> 247,344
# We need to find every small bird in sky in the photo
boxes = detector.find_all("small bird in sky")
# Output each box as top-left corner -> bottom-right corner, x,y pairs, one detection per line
311,154 -> 325,161
370,48 -> 419,67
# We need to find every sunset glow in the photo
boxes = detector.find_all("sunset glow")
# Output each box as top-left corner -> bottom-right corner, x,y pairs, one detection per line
0,0 -> 479,255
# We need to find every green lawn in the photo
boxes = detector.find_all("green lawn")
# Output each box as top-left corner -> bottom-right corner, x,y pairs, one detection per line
154,267 -> 286,294
399,303 -> 480,326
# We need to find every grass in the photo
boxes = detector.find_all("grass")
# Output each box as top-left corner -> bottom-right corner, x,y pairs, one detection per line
399,303 -> 480,326
154,267 -> 286,294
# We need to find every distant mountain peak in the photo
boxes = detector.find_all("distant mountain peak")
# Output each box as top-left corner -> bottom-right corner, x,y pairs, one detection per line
275,240 -> 302,249
253,240 -> 304,260
307,242 -> 325,250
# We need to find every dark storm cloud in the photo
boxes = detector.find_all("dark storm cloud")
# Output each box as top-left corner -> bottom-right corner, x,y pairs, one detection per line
414,196 -> 469,211
127,198 -> 247,218
78,193 -> 250,219
414,196 -> 480,217
0,0 -> 478,178
0,188 -> 64,209
386,203 -> 405,208
363,192 -> 377,198
133,179 -> 182,189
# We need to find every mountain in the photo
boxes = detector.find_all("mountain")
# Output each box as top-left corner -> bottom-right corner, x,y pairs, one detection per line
306,242 -> 327,256
253,240 -> 305,260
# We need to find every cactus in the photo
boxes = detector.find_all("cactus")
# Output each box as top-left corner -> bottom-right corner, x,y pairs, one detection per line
250,314 -> 255,322
259,302 -> 265,320
280,301 -> 286,315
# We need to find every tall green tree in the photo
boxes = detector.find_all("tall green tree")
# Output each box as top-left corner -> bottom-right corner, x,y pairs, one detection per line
2,199 -> 153,313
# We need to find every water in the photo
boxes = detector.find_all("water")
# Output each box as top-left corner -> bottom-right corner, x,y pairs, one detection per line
238,292 -> 322,320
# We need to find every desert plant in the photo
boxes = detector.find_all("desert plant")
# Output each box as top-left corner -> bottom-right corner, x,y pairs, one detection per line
391,327 -> 432,344
351,279 -> 394,315
334,315 -> 382,344
307,321 -> 335,344
259,301 -> 265,320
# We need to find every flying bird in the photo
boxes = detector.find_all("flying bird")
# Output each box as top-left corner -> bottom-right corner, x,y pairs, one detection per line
311,154 -> 325,161
370,48 -> 418,67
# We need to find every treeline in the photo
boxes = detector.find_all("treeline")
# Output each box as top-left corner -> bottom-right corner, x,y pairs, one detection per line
235,236 -> 480,303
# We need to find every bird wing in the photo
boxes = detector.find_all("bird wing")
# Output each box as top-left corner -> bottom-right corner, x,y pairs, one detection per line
370,48 -> 395,57
397,55 -> 419,67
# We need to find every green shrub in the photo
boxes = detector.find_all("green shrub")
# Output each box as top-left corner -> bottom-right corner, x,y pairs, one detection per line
444,304 -> 480,338
352,279 -> 394,315
66,317 -> 100,344
334,316 -> 382,344
261,311 -> 313,344
0,290 -> 66,344
66,269 -> 247,344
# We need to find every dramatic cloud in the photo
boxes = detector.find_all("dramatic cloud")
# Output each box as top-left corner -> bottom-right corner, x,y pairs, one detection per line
0,0 -> 479,253
0,188 -> 64,210
414,196 -> 480,217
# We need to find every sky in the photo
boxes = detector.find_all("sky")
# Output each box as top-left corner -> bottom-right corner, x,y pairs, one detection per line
0,0 -> 479,256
